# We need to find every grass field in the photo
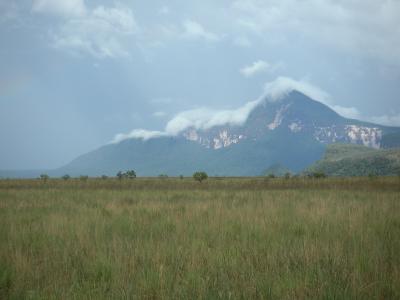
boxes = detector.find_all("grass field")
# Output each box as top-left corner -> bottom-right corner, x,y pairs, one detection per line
0,177 -> 399,299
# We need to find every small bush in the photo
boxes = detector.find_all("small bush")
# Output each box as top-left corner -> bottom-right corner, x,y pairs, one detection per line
125,170 -> 136,179
309,172 -> 326,179
101,175 -> 108,180
39,174 -> 49,182
62,174 -> 70,181
117,170 -> 136,180
193,171 -> 208,183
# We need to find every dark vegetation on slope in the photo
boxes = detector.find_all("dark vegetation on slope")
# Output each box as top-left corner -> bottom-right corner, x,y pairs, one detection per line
306,144 -> 400,176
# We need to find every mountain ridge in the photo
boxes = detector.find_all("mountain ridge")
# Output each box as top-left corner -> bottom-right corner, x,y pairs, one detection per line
1,90 -> 399,178
53,91 -> 400,177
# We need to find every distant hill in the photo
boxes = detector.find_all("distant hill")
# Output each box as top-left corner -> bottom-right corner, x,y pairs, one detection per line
305,144 -> 400,176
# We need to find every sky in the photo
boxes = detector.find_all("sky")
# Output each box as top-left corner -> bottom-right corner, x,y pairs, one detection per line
1,0 -> 400,169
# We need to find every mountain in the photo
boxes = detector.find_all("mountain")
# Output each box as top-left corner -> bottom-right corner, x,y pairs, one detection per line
2,91 -> 399,178
52,91 -> 400,177
305,144 -> 400,176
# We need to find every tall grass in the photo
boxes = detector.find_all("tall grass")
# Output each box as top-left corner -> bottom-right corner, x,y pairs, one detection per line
0,178 -> 399,299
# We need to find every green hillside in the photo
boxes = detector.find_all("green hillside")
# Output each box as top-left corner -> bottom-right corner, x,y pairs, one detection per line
306,144 -> 400,176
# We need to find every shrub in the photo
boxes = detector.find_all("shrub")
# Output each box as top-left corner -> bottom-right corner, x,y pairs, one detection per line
159,174 -> 168,179
284,172 -> 291,179
307,172 -> 327,179
39,174 -> 49,182
62,174 -> 70,181
179,175 -> 184,180
117,170 -> 136,180
125,170 -> 136,179
193,171 -> 208,183
312,172 -> 327,179
101,175 -> 108,180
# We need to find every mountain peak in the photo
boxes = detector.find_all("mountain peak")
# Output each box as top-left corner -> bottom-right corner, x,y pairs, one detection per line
180,91 -> 385,150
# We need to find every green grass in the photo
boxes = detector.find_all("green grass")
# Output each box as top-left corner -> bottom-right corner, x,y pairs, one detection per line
0,177 -> 399,299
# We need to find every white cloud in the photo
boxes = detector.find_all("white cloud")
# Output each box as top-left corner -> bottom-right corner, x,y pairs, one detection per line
368,114 -> 400,127
263,77 -> 364,119
231,0 -> 400,65
91,5 -> 137,34
165,100 -> 260,135
331,106 -> 361,119
38,3 -> 138,58
32,0 -> 86,17
263,76 -> 330,103
112,129 -> 168,143
240,60 -> 283,77
240,60 -> 269,77
182,20 -> 219,41
113,93 -> 262,142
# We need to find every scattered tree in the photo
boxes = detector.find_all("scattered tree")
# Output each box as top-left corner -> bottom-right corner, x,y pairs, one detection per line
62,174 -> 70,181
159,174 -> 168,179
125,170 -> 136,179
193,171 -> 208,183
101,175 -> 108,180
179,175 -> 184,180
40,174 -> 49,182
117,170 -> 137,180
284,172 -> 291,179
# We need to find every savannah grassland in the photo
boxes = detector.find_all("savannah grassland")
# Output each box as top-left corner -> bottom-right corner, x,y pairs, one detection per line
0,177 -> 399,299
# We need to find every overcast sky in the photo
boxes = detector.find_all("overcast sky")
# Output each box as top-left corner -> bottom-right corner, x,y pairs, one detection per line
1,0 -> 400,169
